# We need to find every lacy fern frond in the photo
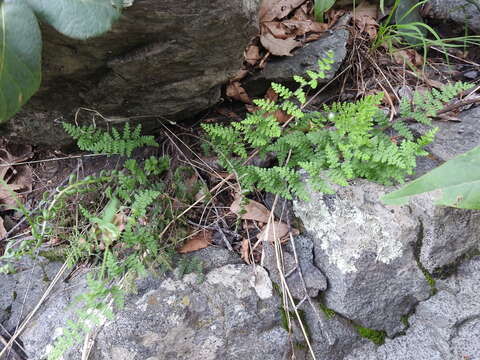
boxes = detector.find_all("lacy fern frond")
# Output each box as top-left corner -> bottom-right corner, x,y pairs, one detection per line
63,122 -> 158,156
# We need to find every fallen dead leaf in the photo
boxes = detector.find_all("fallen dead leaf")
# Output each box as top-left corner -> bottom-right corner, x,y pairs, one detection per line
230,197 -> 270,223
391,49 -> 423,67
283,19 -> 328,36
260,31 -> 300,56
257,221 -> 290,242
231,69 -> 249,82
0,216 -> 6,239
178,229 -> 213,253
353,0 -> 378,39
259,0 -> 307,22
240,238 -> 251,264
262,21 -> 292,40
245,45 -> 262,66
226,81 -> 251,103
0,142 -> 33,209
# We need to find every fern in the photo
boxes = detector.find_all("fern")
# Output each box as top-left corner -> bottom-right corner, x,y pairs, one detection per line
202,51 -> 471,200
63,122 -> 158,156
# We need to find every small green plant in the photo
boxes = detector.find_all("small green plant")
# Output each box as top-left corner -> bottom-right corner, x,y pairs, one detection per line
373,0 -> 480,59
0,123 -> 195,359
203,51 -> 470,200
0,0 -> 123,123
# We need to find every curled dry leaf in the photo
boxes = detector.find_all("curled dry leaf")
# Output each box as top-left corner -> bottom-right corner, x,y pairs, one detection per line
283,19 -> 328,36
0,216 -> 6,239
178,229 -> 213,253
260,31 -> 300,56
245,45 -> 262,66
226,81 -> 251,103
353,0 -> 378,39
240,238 -> 251,264
230,196 -> 271,223
391,49 -> 423,67
262,21 -> 291,40
259,0 -> 307,22
257,221 -> 298,242
0,142 -> 33,209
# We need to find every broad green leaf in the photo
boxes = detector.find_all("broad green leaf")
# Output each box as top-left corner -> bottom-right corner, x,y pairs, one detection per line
395,0 -> 427,45
25,0 -> 120,40
382,146 -> 480,209
0,1 -> 42,123
314,0 -> 336,22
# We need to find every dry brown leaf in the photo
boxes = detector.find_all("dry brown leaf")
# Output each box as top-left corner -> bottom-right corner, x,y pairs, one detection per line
259,0 -> 307,22
240,238 -> 251,264
257,221 -> 289,242
0,216 -> 6,239
260,31 -> 300,56
178,229 -> 213,253
283,19 -> 328,36
0,142 -> 33,209
272,109 -> 290,123
262,21 -> 291,40
226,81 -> 251,103
291,4 -> 309,20
353,1 -> 378,39
230,197 -> 270,223
265,87 -> 279,102
391,49 -> 423,67
245,45 -> 262,66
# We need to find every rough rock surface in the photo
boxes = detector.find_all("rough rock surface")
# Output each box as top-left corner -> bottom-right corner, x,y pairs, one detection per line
427,0 -> 480,34
91,263 -> 288,360
263,235 -> 327,300
5,249 -> 288,360
1,0 -> 260,146
245,28 -> 349,96
346,256 -> 480,360
294,181 -> 431,336
410,106 -> 480,273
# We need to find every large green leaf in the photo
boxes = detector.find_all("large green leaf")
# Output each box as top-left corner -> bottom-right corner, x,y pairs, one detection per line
25,0 -> 120,40
382,146 -> 480,209
0,1 -> 42,123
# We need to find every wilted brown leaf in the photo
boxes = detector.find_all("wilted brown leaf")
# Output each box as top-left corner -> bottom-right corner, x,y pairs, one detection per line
226,81 -> 251,103
257,221 -> 289,242
259,0 -> 307,22
240,238 -> 251,264
391,49 -> 423,67
178,229 -> 213,253
262,21 -> 291,40
245,45 -> 262,66
230,197 -> 271,223
353,1 -> 378,39
0,216 -> 6,239
283,19 -> 328,36
260,31 -> 300,56
0,142 -> 33,209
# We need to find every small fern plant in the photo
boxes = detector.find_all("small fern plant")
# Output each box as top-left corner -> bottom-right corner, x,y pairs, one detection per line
203,51 -> 471,200
63,122 -> 158,156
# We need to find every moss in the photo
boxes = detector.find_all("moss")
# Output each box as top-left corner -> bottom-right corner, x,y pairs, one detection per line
353,324 -> 386,345
319,303 -> 336,319
279,307 -> 311,340
400,314 -> 409,327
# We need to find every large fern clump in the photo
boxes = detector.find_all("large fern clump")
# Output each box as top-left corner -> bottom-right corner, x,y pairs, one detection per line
203,51 -> 471,199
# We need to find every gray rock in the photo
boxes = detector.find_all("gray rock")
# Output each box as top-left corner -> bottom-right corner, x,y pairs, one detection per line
0,256 -> 64,332
409,106 -> 480,274
91,264 -> 289,360
245,28 -> 349,96
426,0 -> 480,34
263,235 -> 327,300
1,0 -> 260,146
346,256 -> 480,360
411,193 -> 480,274
294,181 -> 431,336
